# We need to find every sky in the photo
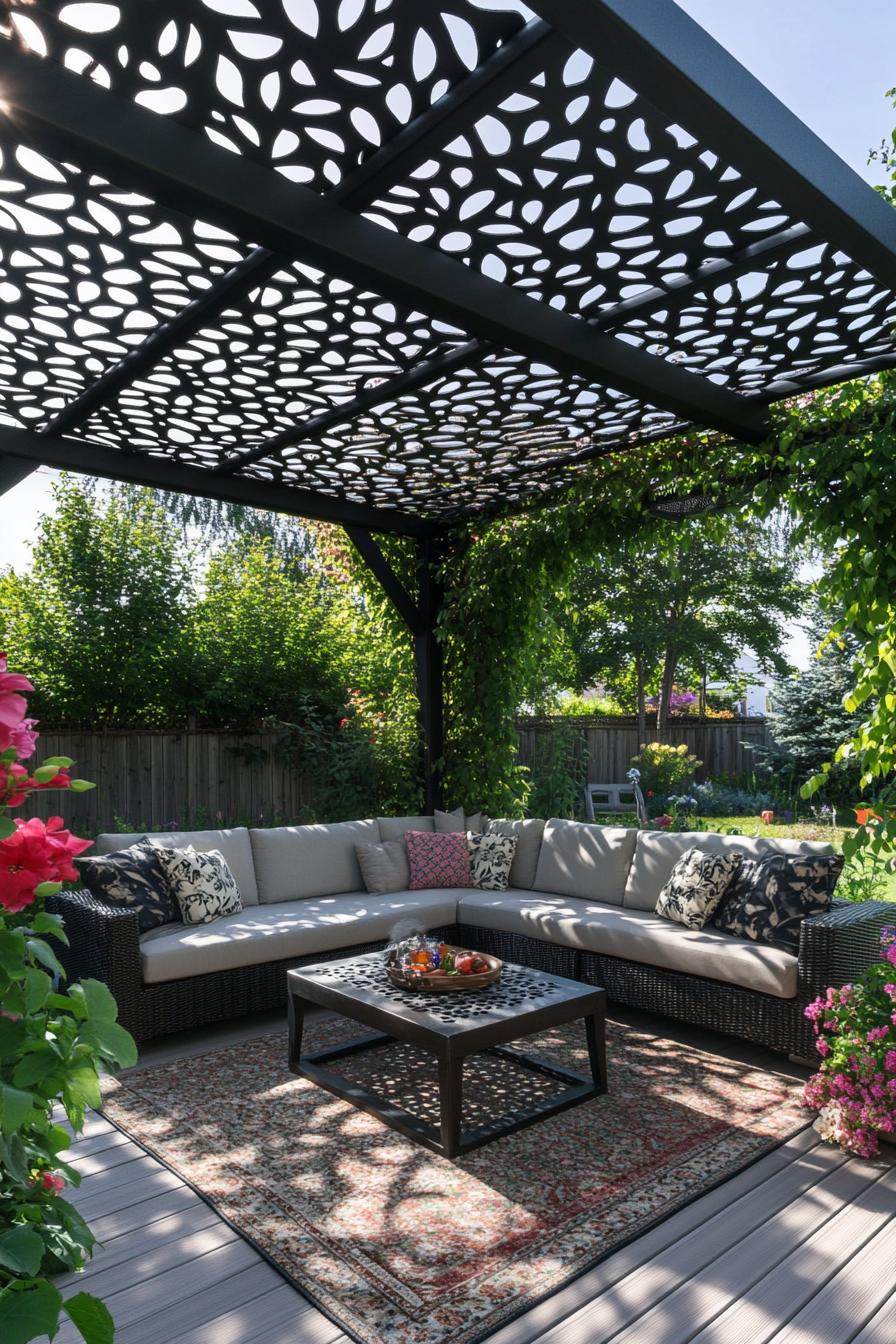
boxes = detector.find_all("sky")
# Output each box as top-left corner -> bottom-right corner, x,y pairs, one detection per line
2,1 -> 895,667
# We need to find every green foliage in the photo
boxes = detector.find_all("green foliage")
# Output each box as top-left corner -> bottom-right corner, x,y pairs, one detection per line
189,538 -> 347,722
526,724 -> 589,820
630,742 -> 702,797
548,691 -> 627,717
835,848 -> 894,904
0,916 -> 135,1342
0,478 -> 193,726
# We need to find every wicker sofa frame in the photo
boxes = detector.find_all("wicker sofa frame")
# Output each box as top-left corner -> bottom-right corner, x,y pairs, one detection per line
48,887 -> 893,1057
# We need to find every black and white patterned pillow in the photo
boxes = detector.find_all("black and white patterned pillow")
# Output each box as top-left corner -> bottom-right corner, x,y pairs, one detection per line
655,848 -> 743,930
467,831 -> 518,891
76,841 -> 178,933
154,847 -> 243,925
713,853 -> 843,952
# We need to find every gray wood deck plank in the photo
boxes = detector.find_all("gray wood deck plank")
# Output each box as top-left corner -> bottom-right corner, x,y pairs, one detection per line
117,1263 -> 295,1344
687,1164 -> 896,1344
764,1215 -> 896,1344
165,1283 -> 347,1344
55,1204 -> 223,1287
483,1129 -> 834,1344
53,1239 -> 263,1344
850,1290 -> 896,1344
72,1165 -> 184,1221
67,1137 -> 148,1176
86,1185 -> 206,1243
600,1157 -> 891,1344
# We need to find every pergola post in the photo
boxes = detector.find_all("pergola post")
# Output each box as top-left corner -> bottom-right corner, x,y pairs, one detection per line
415,538 -> 445,814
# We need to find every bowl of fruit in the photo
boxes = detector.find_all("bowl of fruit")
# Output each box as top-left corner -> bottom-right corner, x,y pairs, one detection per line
384,936 -> 501,992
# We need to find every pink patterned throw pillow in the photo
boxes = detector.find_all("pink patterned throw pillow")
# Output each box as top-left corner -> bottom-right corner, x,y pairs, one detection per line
405,830 -> 472,890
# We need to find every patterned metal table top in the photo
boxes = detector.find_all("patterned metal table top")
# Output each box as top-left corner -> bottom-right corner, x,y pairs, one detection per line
289,951 -> 600,1033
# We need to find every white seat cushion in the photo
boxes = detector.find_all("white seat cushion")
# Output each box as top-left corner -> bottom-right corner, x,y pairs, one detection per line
532,818 -> 636,905
139,890 -> 459,984
622,831 -> 835,912
457,890 -> 798,998
97,828 -> 259,906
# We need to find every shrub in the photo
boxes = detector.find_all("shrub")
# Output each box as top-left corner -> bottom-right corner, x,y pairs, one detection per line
630,742 -> 701,798
527,723 -> 589,820
689,780 -> 778,817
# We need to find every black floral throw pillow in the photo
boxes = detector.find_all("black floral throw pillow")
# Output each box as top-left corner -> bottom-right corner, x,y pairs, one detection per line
713,853 -> 843,952
467,831 -> 518,891
655,848 -> 743,930
76,841 -> 178,933
155,846 -> 243,925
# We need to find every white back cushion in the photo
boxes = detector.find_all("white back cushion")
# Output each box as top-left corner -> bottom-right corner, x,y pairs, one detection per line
532,818 -> 637,905
96,828 -> 259,906
250,821 -> 380,902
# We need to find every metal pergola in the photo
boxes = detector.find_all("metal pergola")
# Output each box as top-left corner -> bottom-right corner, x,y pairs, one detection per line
1,0 -> 896,806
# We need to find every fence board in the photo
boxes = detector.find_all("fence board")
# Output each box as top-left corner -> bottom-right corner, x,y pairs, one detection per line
27,718 -> 771,836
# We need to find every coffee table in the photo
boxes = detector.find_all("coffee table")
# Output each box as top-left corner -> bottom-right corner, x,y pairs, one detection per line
287,952 -> 607,1159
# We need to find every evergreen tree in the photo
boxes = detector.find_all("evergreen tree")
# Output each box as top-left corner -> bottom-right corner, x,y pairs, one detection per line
761,602 -> 863,804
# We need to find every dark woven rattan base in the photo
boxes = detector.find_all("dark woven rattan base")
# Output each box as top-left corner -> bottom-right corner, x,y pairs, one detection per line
49,887 -> 894,1050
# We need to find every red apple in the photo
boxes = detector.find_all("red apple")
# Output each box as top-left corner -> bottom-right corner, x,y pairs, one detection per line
454,953 -> 475,975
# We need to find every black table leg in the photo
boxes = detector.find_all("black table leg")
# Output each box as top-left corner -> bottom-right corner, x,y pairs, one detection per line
438,1055 -> 463,1159
287,989 -> 306,1071
585,1010 -> 607,1094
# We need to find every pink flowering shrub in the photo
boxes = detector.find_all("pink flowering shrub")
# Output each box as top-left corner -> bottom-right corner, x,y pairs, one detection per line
802,927 -> 896,1157
0,654 -> 136,1343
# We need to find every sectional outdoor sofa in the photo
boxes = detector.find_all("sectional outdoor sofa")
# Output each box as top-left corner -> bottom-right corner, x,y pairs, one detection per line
50,816 -> 893,1058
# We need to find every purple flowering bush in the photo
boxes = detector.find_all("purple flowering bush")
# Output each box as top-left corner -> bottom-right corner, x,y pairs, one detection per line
802,926 -> 896,1157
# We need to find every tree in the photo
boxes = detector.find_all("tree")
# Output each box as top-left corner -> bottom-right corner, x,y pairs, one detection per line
760,600 -> 865,804
563,514 -> 803,740
0,477 -> 194,726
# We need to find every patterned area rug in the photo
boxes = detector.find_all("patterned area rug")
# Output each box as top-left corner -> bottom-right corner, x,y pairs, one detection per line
102,1017 -> 808,1344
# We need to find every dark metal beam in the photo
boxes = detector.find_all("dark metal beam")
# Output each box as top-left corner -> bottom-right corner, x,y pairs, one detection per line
590,225 -> 812,329
344,526 -> 421,633
40,18 -> 565,444
218,341 -> 488,473
528,1 -> 896,291
415,538 -> 445,813
0,41 -> 769,445
0,425 -> 432,538
762,353 -> 896,402
0,454 -> 38,496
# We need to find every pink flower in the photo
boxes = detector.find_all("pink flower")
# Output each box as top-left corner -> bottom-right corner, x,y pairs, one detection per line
40,1171 -> 65,1196
760,810 -> 774,824
0,815 -> 91,913
887,945 -> 896,968
817,1038 -> 830,1057
0,653 -> 34,752
655,815 -> 673,829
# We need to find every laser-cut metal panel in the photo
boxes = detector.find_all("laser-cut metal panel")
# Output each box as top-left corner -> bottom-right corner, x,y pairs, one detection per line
606,243 -> 896,397
235,347 -> 681,518
7,1 -> 527,190
73,256 -> 469,467
0,135 -> 252,431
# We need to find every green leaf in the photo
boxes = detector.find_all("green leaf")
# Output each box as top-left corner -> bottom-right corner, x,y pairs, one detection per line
32,764 -> 62,784
0,815 -> 16,840
76,979 -> 119,1023
23,967 -> 52,1013
64,1292 -> 114,1344
0,1133 -> 30,1183
25,938 -> 64,978
29,911 -> 69,946
0,1281 -> 63,1344
33,881 -> 64,901
39,757 -> 74,770
0,1017 -> 27,1060
63,1066 -> 102,1113
69,780 -> 96,793
0,1226 -> 45,1277
0,1084 -> 35,1136
0,927 -> 25,973
13,1052 -> 58,1089
80,1020 -> 138,1069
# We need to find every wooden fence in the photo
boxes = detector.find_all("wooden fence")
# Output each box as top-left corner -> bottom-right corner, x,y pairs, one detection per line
28,729 -> 314,837
27,717 -> 773,835
516,716 -> 772,786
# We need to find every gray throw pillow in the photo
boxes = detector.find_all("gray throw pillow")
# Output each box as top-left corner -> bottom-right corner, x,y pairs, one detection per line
655,847 -> 743,930
356,840 -> 410,895
155,846 -> 243,925
76,840 -> 178,933
435,806 -> 489,833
